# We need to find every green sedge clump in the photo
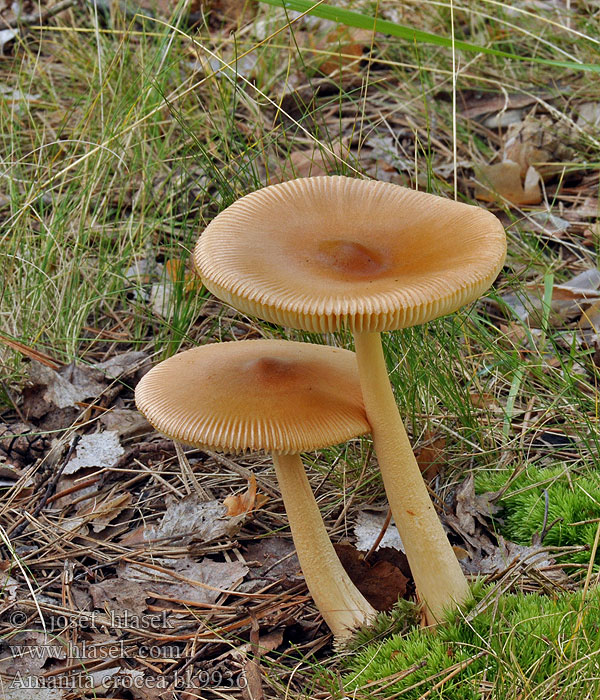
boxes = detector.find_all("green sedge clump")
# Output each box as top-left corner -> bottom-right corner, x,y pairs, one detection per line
341,586 -> 600,700
474,466 -> 600,566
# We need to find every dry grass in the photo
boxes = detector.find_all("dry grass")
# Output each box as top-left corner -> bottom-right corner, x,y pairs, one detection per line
0,0 -> 599,697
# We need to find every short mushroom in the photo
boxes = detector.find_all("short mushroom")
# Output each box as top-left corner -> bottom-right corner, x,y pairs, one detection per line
134,339 -> 377,640
194,176 -> 506,623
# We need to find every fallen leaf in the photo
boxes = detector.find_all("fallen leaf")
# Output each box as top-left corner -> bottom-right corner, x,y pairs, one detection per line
77,492 -> 133,533
0,570 -> 19,602
503,114 -> 575,180
243,537 -> 302,586
469,392 -> 499,409
223,474 -> 268,516
444,475 -> 500,558
318,26 -> 370,75
26,362 -> 106,412
93,351 -> 150,379
458,90 -> 541,119
0,29 -> 18,53
552,268 -> 600,301
274,141 -> 350,183
0,84 -> 40,104
474,160 -> 542,205
497,268 -> 600,330
88,578 -> 149,618
119,557 -> 248,606
577,102 -> 600,130
354,510 -> 404,553
0,421 -> 48,468
63,431 -> 124,475
165,259 -> 203,294
146,494 -> 245,545
0,631 -> 66,677
3,689 -> 65,700
461,536 -> 570,583
414,431 -> 446,480
528,212 -> 571,237
334,543 -> 409,610
99,408 -> 151,438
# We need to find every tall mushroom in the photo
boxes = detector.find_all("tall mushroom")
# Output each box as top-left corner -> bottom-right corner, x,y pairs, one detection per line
135,339 -> 377,640
194,176 -> 506,623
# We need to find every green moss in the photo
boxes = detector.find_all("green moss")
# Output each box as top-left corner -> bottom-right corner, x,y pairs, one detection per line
341,587 -> 600,699
474,466 -> 600,565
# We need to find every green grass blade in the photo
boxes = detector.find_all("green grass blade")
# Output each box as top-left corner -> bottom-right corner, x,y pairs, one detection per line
259,0 -> 600,74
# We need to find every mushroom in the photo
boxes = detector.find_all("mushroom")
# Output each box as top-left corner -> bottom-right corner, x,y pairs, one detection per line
134,339 -> 377,640
194,176 -> 506,623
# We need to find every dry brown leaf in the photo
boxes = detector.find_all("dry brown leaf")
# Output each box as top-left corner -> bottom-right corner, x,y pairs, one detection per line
318,26 -> 370,75
223,474 -> 268,516
414,431 -> 446,480
334,543 -> 409,611
0,631 -> 67,678
503,115 -> 575,180
63,431 -> 124,476
499,267 -> 600,330
474,160 -> 542,205
469,392 -> 499,409
119,557 -> 248,606
274,142 -> 350,183
0,570 -> 19,602
444,475 -> 500,559
165,258 -> 203,293
76,492 -> 132,533
99,408 -> 151,438
354,510 -> 404,553
243,537 -> 302,586
461,537 -> 570,583
146,494 -> 245,545
88,578 -> 149,618
26,362 -> 106,413
200,0 -> 256,27
578,300 -> 600,331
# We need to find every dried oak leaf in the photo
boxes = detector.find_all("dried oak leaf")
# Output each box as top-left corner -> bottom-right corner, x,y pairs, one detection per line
243,537 -> 302,588
88,578 -> 150,618
474,160 -> 542,205
444,475 -> 500,558
145,494 -> 245,546
118,557 -> 248,606
461,536 -> 571,584
334,543 -> 409,611
415,431 -> 446,480
223,474 -> 268,516
63,431 -> 124,476
354,510 -> 404,553
504,115 -> 575,180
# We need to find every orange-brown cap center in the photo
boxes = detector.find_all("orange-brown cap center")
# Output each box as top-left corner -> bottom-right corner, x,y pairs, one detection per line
315,240 -> 389,279
245,355 -> 300,384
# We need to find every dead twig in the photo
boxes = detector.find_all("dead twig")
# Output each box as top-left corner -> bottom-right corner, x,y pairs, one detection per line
1,0 -> 77,29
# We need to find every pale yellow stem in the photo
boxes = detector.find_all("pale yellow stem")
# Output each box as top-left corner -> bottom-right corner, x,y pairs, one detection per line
272,452 -> 377,640
353,331 -> 469,624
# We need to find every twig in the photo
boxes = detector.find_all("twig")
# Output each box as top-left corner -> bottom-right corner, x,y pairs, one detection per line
2,0 -> 77,29
10,435 -> 81,540
364,508 -> 392,562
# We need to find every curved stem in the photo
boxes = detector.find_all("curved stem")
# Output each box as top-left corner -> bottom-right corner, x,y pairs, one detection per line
272,452 -> 376,640
353,331 -> 469,624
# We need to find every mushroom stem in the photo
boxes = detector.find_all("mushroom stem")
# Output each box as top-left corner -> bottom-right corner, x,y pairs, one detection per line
272,452 -> 377,640
353,331 -> 469,624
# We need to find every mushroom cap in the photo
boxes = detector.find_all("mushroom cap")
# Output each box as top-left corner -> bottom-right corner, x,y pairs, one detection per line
135,339 -> 369,454
194,176 -> 506,333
